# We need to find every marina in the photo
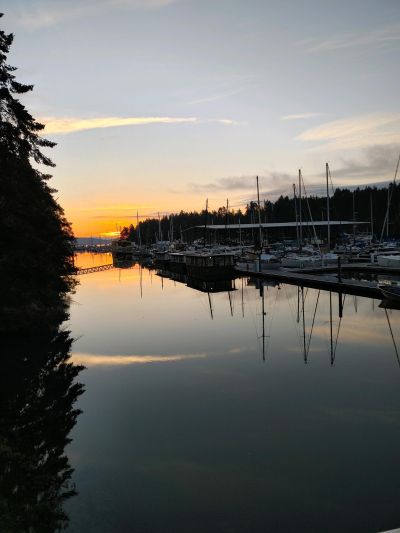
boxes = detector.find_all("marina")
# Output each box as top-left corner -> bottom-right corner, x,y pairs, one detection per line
3,2 -> 400,531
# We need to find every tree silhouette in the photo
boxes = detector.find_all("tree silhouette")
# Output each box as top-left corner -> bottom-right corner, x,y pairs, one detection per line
0,301 -> 84,532
0,13 -> 76,328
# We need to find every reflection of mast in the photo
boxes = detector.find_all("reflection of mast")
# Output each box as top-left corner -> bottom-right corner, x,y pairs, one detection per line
228,290 -> 233,317
301,286 -> 307,363
332,293 -> 346,366
241,277 -> 245,318
261,284 -> 266,362
307,290 -> 320,360
297,286 -> 300,324
384,308 -> 400,368
329,291 -> 333,365
208,292 -> 214,320
140,264 -> 143,298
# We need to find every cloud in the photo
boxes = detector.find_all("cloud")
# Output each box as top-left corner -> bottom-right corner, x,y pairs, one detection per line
72,352 -> 207,366
189,172 -> 296,201
42,115 -> 235,134
325,144 -> 400,184
17,0 -> 184,29
281,113 -> 323,121
297,113 -> 400,150
299,23 -> 400,53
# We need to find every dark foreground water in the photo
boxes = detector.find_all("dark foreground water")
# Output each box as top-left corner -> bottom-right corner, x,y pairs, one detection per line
66,253 -> 400,533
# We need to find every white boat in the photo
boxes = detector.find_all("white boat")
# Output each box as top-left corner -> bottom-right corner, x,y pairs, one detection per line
321,252 -> 339,265
281,254 -> 321,268
237,252 -> 279,272
376,255 -> 400,267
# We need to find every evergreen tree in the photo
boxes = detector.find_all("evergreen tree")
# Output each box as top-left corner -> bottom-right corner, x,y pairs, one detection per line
0,13 -> 76,327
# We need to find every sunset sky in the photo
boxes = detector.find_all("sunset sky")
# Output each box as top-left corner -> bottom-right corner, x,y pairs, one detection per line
3,0 -> 400,236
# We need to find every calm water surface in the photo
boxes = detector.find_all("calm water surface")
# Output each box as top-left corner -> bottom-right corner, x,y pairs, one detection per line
66,252 -> 400,533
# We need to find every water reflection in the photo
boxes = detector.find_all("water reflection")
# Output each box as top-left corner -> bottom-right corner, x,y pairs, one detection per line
0,296 -> 84,531
67,253 -> 400,533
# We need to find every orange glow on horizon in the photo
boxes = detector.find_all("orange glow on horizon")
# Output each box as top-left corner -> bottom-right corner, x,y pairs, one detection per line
65,197 -> 210,238
63,192 -> 247,238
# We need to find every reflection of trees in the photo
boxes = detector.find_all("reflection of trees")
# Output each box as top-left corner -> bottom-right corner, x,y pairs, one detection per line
0,311 -> 84,532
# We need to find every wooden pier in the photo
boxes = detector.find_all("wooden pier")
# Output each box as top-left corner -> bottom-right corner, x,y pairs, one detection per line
76,264 -> 115,275
235,266 -> 387,298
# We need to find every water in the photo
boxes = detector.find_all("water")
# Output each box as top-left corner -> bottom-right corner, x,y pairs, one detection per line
65,252 -> 400,533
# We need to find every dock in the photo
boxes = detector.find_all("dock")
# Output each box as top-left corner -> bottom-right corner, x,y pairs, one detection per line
234,265 -> 390,299
76,264 -> 115,275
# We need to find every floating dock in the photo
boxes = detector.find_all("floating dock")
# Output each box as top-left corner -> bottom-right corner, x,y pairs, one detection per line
234,264 -> 400,299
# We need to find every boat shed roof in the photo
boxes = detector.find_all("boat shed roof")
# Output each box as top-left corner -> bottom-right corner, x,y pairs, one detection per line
198,220 -> 368,230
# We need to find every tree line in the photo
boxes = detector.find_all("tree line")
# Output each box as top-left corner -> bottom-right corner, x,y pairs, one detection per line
120,182 -> 400,244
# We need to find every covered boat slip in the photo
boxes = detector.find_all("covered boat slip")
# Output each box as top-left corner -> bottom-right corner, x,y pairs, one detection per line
194,220 -> 369,243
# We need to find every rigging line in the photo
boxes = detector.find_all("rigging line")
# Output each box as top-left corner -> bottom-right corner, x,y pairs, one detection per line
328,165 -> 335,197
283,284 -> 303,350
265,285 -> 280,355
384,308 -> 400,368
332,294 -> 346,364
306,290 -> 320,358
300,174 -> 320,253
379,152 -> 400,244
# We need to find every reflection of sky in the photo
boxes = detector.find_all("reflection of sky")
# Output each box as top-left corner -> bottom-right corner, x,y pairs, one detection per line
67,254 -> 400,533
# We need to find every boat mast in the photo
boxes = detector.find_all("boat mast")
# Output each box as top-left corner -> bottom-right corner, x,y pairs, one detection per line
379,153 -> 400,244
370,192 -> 374,241
326,163 -> 330,250
225,198 -> 229,242
386,186 -> 390,239
158,212 -> 162,242
298,169 -> 303,252
256,176 -> 263,249
204,198 -> 208,247
293,183 -> 299,247
136,211 -> 141,247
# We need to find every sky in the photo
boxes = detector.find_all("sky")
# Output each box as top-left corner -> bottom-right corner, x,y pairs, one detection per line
2,0 -> 400,236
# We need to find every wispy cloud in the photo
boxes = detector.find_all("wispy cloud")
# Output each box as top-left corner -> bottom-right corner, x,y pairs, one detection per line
325,144 -> 400,184
188,89 -> 244,105
189,172 -> 294,199
43,115 -> 235,134
281,113 -> 323,121
297,112 -> 400,150
17,0 -> 184,29
72,352 -> 207,366
299,23 -> 400,53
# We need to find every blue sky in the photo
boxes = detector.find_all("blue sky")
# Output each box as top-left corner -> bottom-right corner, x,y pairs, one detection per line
3,0 -> 400,235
